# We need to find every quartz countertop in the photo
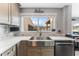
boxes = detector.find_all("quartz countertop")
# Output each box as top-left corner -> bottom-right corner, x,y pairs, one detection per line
0,36 -> 75,55
49,36 -> 75,41
0,36 -> 32,54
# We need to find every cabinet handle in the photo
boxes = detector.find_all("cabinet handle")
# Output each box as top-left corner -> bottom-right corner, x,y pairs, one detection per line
56,43 -> 74,45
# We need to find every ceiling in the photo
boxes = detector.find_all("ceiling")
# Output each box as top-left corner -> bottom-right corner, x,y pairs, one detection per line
20,3 -> 71,8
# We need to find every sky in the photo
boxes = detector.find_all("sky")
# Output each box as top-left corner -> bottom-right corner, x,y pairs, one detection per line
31,16 -> 48,26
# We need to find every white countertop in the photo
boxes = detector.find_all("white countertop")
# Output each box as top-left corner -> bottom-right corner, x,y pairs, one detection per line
0,36 -> 75,55
0,36 -> 32,54
49,36 -> 75,41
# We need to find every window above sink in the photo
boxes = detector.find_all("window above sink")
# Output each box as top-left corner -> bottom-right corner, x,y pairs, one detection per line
23,16 -> 56,32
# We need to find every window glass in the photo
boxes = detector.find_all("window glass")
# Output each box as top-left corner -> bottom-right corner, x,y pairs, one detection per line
26,16 -> 55,32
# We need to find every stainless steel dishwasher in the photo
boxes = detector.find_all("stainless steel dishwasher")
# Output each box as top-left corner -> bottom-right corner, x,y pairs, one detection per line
54,40 -> 75,56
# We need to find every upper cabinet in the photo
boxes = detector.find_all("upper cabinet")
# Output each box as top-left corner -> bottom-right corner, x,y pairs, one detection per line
0,3 -> 9,24
11,4 -> 20,26
0,3 -> 20,26
72,3 -> 79,17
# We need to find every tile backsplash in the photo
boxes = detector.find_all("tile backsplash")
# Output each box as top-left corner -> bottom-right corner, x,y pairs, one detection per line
0,25 -> 13,40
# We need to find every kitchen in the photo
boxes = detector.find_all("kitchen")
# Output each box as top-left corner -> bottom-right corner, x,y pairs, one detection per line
0,3 -> 79,56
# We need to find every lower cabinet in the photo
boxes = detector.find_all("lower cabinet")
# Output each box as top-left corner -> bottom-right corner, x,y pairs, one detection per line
28,47 -> 40,56
0,41 -> 54,56
18,46 -> 28,56
1,45 -> 16,56
16,41 -> 28,56
17,41 -> 54,56
41,47 -> 54,56
28,47 -> 54,56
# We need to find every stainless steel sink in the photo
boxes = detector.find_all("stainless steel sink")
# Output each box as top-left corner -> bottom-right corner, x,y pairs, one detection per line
37,37 -> 51,40
30,37 -> 52,40
30,37 -> 53,47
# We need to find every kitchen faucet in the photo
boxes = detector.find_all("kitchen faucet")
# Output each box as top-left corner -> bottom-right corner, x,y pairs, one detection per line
39,31 -> 42,37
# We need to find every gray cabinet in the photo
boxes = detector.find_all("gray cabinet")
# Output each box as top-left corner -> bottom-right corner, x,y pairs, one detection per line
0,3 -> 9,24
1,45 -> 16,56
0,3 -> 20,25
11,4 -> 20,26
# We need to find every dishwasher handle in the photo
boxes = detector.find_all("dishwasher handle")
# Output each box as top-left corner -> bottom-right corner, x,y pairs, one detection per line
55,43 -> 74,45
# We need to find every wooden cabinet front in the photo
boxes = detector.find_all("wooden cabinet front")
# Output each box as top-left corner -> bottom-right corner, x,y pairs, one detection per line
17,41 -> 28,56
28,47 -> 40,56
17,41 -> 54,56
18,45 -> 28,56
41,47 -> 54,56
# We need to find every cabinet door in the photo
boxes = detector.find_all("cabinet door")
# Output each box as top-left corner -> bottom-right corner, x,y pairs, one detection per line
18,45 -> 28,56
0,3 -> 9,24
28,47 -> 40,56
17,41 -> 28,56
41,47 -> 54,56
1,45 -> 16,56
11,45 -> 16,56
11,4 -> 20,26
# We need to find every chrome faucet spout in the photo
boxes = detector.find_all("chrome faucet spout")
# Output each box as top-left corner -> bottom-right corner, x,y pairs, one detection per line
39,31 -> 42,37
40,32 -> 41,36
